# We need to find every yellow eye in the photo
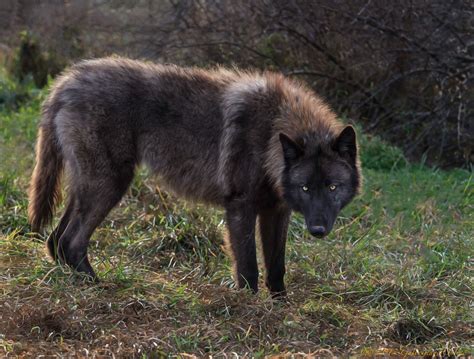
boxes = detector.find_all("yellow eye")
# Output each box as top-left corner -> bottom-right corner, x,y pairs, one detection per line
329,184 -> 337,191
302,185 -> 309,192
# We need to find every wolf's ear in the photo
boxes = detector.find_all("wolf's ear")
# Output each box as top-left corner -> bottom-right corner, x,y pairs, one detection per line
280,133 -> 304,162
334,125 -> 357,162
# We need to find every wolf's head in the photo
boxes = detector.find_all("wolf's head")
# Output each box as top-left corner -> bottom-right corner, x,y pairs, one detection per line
280,125 -> 361,238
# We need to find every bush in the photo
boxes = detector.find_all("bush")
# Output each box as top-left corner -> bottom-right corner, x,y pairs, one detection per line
359,133 -> 408,171
0,67 -> 35,111
8,31 -> 63,89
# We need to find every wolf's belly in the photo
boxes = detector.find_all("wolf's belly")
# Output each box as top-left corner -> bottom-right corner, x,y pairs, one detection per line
152,160 -> 224,205
137,131 -> 225,205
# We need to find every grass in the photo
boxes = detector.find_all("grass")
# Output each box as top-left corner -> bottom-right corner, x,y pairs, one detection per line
0,73 -> 473,357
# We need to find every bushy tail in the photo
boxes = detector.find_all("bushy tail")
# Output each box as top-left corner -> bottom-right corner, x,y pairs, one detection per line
28,111 -> 63,233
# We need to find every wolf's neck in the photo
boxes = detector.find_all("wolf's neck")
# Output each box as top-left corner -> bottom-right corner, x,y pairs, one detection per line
263,74 -> 343,195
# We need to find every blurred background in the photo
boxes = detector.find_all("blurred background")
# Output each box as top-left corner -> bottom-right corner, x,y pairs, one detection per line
0,0 -> 472,168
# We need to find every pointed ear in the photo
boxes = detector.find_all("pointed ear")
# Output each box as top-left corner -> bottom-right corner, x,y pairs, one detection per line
334,125 -> 357,162
279,133 -> 304,162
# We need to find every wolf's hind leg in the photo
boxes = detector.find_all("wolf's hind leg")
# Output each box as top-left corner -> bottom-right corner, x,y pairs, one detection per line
47,197 -> 75,261
258,204 -> 290,297
57,173 -> 133,280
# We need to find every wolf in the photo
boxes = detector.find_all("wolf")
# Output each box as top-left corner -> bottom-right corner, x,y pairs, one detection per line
28,57 -> 361,295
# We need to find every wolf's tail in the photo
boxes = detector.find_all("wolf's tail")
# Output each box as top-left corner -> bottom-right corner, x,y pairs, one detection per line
28,105 -> 63,233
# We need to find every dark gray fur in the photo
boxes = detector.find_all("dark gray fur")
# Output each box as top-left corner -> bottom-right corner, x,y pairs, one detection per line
28,57 -> 361,295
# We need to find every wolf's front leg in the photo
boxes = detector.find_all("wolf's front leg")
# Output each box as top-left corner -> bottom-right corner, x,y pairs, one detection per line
258,204 -> 290,298
225,201 -> 258,293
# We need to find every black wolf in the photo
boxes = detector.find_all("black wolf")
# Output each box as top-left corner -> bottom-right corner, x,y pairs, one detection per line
28,57 -> 361,295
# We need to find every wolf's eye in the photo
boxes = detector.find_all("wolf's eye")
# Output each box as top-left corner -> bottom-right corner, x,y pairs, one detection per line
301,185 -> 309,192
329,184 -> 337,191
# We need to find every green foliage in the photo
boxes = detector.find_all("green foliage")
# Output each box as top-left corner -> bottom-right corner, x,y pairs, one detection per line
8,31 -> 64,89
359,132 -> 408,170
0,66 -> 40,111
0,67 -> 45,134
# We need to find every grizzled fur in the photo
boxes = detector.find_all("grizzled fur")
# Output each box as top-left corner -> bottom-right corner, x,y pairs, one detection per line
28,57 -> 361,295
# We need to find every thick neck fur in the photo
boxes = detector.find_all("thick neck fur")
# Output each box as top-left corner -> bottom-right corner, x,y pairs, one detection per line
262,74 -> 344,195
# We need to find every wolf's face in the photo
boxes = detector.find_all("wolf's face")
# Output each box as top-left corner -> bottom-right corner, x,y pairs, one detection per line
280,126 -> 360,238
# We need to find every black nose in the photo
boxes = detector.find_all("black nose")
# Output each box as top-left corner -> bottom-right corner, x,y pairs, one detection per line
309,225 -> 326,237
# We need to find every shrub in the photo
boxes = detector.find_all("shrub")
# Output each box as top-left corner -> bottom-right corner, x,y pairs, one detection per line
359,133 -> 408,171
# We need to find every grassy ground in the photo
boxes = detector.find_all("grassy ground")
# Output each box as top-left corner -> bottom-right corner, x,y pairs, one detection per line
0,74 -> 473,357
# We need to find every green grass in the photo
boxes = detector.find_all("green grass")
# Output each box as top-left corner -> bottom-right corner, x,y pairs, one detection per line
0,74 -> 472,357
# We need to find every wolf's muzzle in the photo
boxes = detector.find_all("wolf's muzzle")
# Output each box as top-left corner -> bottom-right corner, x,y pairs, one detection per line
309,225 -> 327,238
